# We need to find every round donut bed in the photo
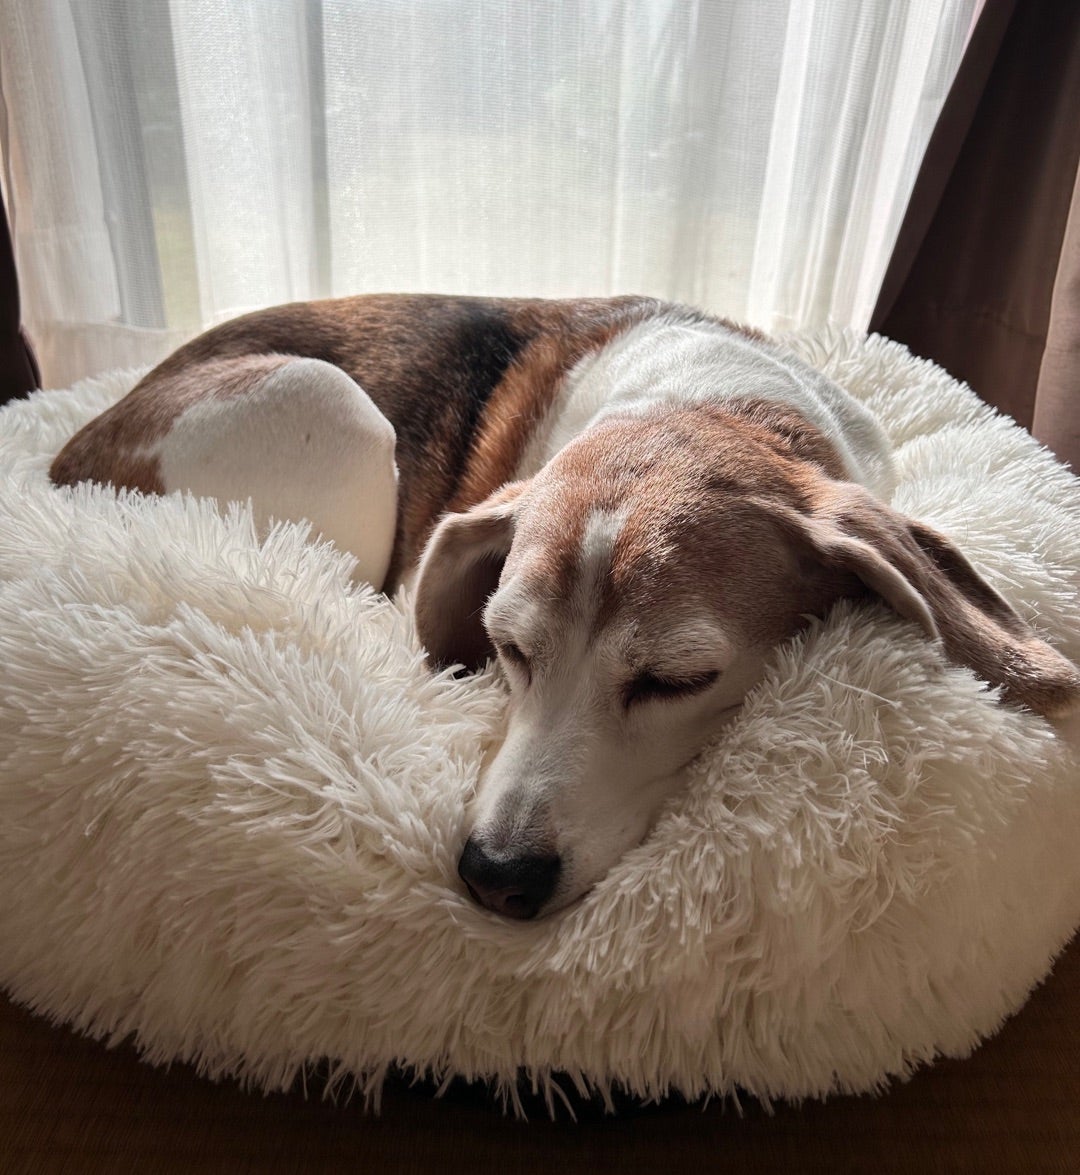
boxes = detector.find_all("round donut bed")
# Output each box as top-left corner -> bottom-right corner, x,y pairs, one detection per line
0,327 -> 1078,1116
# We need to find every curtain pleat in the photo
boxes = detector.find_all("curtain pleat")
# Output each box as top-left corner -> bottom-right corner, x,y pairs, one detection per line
870,0 -> 1017,328
872,0 -> 1080,470
0,187 -> 39,404
1032,163 -> 1080,472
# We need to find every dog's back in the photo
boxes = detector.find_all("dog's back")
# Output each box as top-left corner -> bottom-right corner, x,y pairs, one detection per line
51,294 -> 661,585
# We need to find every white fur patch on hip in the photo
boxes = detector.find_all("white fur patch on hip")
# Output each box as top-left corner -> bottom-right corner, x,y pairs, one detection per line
158,358 -> 398,588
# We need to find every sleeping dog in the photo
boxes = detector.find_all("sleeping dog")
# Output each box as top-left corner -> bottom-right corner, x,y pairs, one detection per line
51,295 -> 1080,919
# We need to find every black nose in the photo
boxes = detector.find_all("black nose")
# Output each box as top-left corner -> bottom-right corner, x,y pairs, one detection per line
458,837 -> 561,920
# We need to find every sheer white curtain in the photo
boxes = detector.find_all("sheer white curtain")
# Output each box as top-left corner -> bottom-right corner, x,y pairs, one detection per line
1,0 -> 977,388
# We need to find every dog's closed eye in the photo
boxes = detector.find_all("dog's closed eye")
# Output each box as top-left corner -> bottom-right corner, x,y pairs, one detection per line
624,669 -> 720,708
497,640 -> 532,684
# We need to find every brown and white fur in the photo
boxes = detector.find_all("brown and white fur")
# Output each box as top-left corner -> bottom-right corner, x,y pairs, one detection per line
51,295 -> 1080,919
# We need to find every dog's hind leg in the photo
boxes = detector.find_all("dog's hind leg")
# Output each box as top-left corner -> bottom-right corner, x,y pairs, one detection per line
157,357 -> 399,589
52,355 -> 399,590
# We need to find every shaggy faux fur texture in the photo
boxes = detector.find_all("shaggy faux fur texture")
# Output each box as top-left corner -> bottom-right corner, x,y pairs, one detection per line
0,329 -> 1078,1113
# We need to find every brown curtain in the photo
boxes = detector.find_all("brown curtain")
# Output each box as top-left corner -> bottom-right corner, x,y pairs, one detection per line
872,0 -> 1080,473
0,187 -> 40,406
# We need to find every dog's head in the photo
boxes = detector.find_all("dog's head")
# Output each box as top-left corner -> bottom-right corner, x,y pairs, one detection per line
415,404 -> 1080,919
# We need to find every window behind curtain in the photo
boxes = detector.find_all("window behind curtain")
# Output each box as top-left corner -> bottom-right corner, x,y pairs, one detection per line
0,0 -> 978,387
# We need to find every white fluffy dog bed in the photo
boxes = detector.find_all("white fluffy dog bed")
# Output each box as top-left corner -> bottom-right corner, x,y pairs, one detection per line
1,328 -> 1078,1112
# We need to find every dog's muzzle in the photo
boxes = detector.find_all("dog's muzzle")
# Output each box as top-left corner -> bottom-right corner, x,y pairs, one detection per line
458,837 -> 561,920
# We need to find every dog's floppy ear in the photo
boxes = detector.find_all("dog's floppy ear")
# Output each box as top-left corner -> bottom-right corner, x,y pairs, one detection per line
413,481 -> 528,671
780,482 -> 1080,718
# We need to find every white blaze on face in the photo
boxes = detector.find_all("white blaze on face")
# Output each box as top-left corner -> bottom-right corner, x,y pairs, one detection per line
573,507 -> 629,617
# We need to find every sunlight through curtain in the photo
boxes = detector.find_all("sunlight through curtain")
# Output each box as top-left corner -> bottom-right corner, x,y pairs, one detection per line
1,0 -> 977,386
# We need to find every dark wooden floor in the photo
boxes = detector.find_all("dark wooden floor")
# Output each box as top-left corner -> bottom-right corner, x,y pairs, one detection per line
3,933 -> 1078,1175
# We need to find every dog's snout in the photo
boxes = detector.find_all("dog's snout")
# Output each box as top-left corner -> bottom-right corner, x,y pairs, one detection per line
458,837 -> 560,920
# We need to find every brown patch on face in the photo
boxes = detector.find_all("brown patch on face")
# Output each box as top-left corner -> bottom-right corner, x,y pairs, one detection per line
50,354 -> 293,494
515,402 -> 864,649
501,480 -> 594,610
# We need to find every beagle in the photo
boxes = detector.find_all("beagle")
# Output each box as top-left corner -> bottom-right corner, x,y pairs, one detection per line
51,295 -> 1080,919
